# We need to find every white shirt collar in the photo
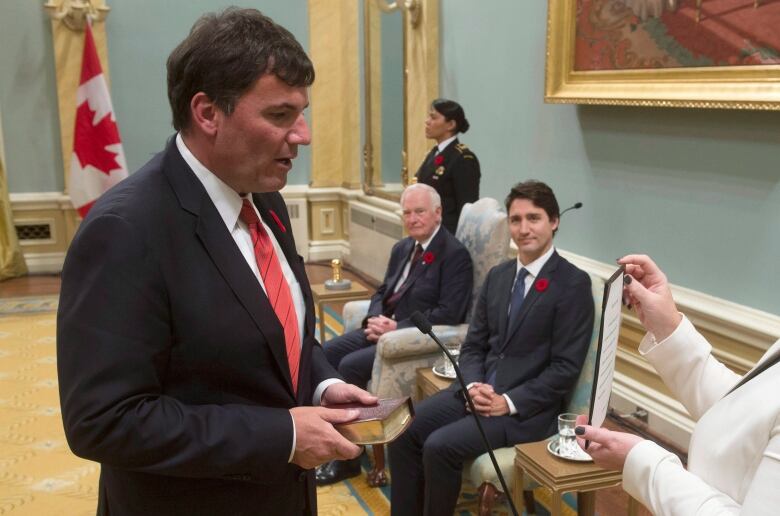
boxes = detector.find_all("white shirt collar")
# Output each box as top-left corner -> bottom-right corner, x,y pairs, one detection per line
437,135 -> 457,153
175,133 -> 244,231
517,245 -> 555,278
416,224 -> 441,251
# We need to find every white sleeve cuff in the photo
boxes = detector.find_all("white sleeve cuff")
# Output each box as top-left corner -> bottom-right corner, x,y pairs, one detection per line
638,313 -> 689,355
313,378 -> 345,405
288,411 -> 296,463
503,394 -> 517,415
622,438 -> 680,506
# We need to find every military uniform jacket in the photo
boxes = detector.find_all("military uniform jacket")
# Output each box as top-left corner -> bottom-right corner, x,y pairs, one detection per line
415,138 -> 480,235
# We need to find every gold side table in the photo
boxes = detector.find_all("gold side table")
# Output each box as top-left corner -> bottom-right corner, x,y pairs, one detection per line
513,439 -> 639,516
415,366 -> 453,400
310,282 -> 370,342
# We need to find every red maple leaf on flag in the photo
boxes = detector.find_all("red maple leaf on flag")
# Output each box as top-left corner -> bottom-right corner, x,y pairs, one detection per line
73,101 -> 122,175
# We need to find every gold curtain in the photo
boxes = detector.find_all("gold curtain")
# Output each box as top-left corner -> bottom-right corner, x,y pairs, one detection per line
0,110 -> 28,280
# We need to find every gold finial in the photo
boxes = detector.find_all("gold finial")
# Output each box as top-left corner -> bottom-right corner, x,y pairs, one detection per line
44,1 -> 111,31
331,259 -> 342,282
325,258 -> 352,291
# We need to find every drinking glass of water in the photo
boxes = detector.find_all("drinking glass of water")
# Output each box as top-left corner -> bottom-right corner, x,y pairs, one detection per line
557,412 -> 578,457
442,342 -> 460,378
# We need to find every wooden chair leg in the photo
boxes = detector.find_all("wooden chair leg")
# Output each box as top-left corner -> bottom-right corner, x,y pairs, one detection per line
477,482 -> 499,516
523,489 -> 537,514
366,444 -> 388,487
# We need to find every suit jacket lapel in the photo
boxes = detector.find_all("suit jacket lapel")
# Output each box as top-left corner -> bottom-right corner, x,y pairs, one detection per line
383,238 -> 414,302
164,144 -> 295,397
503,251 -> 561,350
726,345 -> 780,397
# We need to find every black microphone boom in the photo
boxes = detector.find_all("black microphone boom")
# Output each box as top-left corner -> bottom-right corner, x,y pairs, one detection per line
559,201 -> 583,217
409,311 -> 519,516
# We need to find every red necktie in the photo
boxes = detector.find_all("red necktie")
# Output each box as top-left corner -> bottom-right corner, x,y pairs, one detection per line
383,243 -> 424,316
239,199 -> 300,393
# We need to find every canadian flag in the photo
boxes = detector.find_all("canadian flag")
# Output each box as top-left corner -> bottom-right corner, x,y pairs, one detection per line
69,22 -> 128,217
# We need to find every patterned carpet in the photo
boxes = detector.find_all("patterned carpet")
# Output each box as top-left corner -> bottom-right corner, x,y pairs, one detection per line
0,297 -> 572,515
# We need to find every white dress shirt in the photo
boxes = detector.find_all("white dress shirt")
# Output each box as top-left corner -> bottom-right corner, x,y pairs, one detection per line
176,134 -> 340,462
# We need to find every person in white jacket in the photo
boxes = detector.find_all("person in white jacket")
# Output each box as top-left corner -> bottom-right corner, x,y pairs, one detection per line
575,254 -> 780,515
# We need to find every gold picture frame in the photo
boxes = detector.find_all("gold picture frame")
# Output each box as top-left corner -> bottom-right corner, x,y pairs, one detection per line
545,0 -> 780,110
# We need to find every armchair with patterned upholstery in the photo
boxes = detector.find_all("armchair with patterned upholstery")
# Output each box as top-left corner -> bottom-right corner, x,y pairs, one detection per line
340,197 -> 510,486
461,274 -> 605,515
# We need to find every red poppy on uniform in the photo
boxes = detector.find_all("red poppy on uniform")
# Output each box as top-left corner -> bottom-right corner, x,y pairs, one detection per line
434,155 -> 444,166
422,251 -> 435,264
535,278 -> 549,292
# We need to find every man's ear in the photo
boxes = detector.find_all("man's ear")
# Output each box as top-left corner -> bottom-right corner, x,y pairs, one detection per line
551,216 -> 560,232
189,92 -> 220,137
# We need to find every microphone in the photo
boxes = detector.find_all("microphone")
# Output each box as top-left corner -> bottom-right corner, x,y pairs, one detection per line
409,312 -> 519,516
559,201 -> 583,217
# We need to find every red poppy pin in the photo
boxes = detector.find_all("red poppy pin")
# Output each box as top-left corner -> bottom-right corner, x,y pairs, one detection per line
422,251 -> 435,264
434,155 -> 444,166
268,209 -> 287,233
535,278 -> 549,292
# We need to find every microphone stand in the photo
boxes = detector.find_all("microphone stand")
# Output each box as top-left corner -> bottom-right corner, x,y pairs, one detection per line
410,312 -> 519,516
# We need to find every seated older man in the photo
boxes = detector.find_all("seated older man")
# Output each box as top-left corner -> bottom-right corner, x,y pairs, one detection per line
317,183 -> 474,485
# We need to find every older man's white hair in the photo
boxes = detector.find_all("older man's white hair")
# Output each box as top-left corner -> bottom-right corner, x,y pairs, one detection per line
400,183 -> 441,209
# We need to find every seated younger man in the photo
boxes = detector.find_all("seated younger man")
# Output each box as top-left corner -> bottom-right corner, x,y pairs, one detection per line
389,180 -> 595,516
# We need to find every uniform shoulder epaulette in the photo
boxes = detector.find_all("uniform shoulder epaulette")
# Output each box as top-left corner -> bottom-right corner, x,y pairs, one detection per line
456,143 -> 475,159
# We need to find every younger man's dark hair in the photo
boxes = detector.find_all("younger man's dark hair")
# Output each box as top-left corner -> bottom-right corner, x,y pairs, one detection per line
505,180 -> 560,234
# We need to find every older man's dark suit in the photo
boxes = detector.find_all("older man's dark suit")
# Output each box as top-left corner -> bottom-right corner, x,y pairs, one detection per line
389,251 -> 594,516
323,228 -> 473,388
57,139 -> 338,516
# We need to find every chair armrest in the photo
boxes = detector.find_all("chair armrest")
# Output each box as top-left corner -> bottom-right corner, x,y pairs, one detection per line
376,324 -> 468,359
342,300 -> 371,333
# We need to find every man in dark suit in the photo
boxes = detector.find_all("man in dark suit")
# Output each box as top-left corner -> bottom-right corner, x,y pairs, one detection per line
389,180 -> 595,516
57,9 -> 375,516
316,183 -> 474,484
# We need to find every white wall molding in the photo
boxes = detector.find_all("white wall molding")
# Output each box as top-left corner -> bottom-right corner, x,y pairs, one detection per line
308,239 -> 351,262
9,191 -> 71,210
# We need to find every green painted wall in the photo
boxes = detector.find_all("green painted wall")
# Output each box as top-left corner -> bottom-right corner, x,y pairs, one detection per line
0,0 -> 63,193
379,9 -> 403,186
0,0 -> 311,193
440,1 -> 780,314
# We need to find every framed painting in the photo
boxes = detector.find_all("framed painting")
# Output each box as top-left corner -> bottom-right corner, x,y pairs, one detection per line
545,0 -> 780,109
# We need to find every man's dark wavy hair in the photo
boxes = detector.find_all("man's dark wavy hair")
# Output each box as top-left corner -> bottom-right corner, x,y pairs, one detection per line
167,7 -> 314,131
505,180 -> 560,235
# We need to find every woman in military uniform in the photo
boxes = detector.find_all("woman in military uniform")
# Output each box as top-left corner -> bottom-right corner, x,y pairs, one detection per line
415,98 -> 480,235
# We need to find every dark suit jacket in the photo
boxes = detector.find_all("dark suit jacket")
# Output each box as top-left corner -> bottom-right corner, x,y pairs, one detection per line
365,227 -> 473,329
57,139 -> 338,516
415,138 -> 480,234
458,251 -> 594,442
